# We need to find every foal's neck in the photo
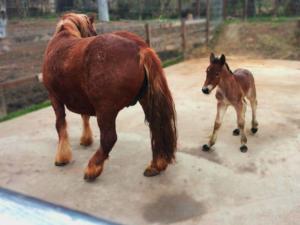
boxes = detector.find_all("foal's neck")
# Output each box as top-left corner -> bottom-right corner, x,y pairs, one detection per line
218,65 -> 235,90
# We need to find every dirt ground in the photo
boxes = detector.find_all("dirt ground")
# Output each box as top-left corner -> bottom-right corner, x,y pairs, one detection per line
0,58 -> 300,224
211,20 -> 300,60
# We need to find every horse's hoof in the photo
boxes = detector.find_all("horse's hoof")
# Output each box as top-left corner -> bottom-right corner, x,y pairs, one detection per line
233,129 -> 240,136
251,127 -> 258,134
55,161 -> 69,166
202,144 -> 210,152
144,167 -> 160,177
84,164 -> 103,181
240,145 -> 248,153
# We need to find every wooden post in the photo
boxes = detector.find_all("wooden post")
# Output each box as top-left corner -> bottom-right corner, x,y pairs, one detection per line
178,0 -> 182,19
223,0 -> 227,20
195,0 -> 200,18
138,0 -> 142,20
145,23 -> 151,46
206,0 -> 210,45
244,0 -> 248,21
0,86 -> 7,117
181,19 -> 186,56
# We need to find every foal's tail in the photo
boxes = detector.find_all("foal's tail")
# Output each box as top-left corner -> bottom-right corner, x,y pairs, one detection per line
139,47 -> 177,163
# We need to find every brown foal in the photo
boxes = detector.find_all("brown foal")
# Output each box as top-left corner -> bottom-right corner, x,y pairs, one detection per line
201,53 -> 258,152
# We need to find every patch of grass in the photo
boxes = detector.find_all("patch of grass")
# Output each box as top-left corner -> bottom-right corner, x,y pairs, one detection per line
0,101 -> 51,123
162,55 -> 184,68
225,16 -> 300,25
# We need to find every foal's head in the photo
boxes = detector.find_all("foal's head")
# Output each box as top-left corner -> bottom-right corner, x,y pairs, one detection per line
202,53 -> 227,95
55,13 -> 97,38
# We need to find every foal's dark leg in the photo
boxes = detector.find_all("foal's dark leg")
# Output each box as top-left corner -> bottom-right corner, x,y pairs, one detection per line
250,99 -> 259,134
84,110 -> 118,181
80,115 -> 93,146
50,96 -> 72,166
234,101 -> 248,152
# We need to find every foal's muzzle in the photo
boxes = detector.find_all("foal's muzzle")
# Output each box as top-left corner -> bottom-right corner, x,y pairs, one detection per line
202,87 -> 210,95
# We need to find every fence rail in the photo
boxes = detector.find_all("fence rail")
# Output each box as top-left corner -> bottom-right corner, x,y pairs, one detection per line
0,17 -> 221,117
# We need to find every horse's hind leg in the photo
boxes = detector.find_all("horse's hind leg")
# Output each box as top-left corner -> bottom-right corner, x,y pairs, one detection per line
84,110 -> 118,181
80,115 -> 93,146
50,96 -> 72,166
234,101 -> 248,153
202,101 -> 228,151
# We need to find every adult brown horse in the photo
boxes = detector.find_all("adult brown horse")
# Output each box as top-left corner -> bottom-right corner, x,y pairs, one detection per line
43,13 -> 177,181
201,53 -> 258,153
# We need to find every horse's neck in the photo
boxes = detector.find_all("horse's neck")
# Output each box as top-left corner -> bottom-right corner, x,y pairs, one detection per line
55,21 -> 81,38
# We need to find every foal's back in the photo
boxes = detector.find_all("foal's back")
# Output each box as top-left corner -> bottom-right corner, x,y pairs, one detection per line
233,68 -> 256,97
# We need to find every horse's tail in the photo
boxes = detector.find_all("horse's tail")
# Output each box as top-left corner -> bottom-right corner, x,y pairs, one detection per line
139,47 -> 177,163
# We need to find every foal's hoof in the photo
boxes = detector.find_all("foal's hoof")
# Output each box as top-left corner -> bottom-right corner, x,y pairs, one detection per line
240,145 -> 248,153
84,164 -> 103,181
55,161 -> 69,166
144,167 -> 160,177
233,129 -> 240,136
251,127 -> 258,134
202,144 -> 210,152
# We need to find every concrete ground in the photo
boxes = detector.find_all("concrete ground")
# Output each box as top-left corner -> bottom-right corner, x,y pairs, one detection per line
0,58 -> 300,225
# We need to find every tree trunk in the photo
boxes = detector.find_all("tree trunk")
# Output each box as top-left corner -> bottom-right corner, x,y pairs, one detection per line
98,0 -> 109,22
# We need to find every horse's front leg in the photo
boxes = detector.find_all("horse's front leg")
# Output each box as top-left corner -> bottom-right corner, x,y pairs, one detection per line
202,101 -> 228,151
84,110 -> 118,181
80,115 -> 93,146
50,96 -> 72,166
234,101 -> 248,152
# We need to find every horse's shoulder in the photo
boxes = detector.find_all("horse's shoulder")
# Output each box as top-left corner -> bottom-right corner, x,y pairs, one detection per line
87,33 -> 140,55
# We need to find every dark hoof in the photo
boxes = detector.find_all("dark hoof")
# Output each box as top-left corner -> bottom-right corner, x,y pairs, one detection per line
83,165 -> 103,182
251,127 -> 258,134
144,167 -> 160,177
202,144 -> 210,152
240,145 -> 248,153
55,161 -> 68,166
232,129 -> 240,136
84,174 -> 97,182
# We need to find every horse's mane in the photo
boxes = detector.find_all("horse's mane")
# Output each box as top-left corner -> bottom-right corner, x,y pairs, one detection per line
55,13 -> 90,37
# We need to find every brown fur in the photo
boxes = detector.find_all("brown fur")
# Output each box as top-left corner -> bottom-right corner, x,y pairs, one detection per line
43,13 -> 177,180
202,53 -> 258,152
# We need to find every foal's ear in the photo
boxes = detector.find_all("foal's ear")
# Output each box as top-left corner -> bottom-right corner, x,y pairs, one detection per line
210,53 -> 215,63
220,54 -> 226,65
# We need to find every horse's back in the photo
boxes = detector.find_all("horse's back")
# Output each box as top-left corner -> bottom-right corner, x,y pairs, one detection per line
83,33 -> 144,110
233,68 -> 255,96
